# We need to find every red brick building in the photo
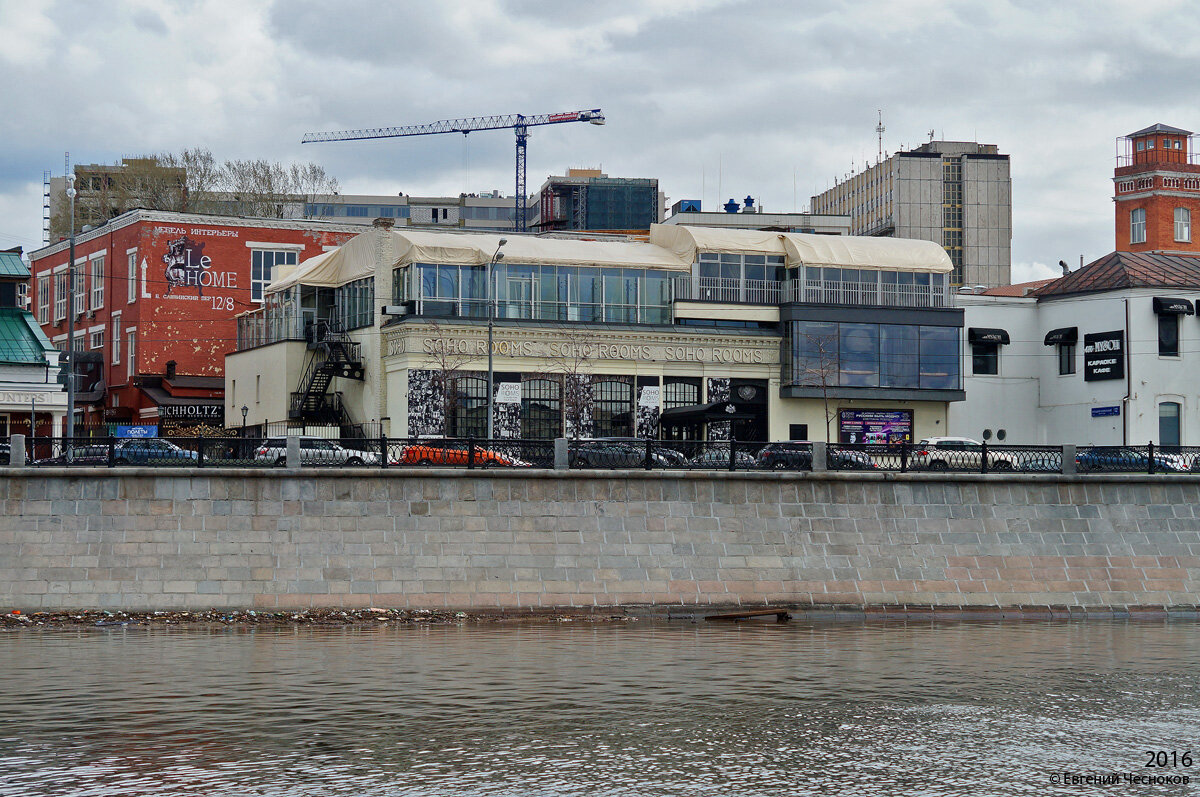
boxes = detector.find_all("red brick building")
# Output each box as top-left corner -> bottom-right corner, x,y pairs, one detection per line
1114,123 -> 1200,253
28,210 -> 360,431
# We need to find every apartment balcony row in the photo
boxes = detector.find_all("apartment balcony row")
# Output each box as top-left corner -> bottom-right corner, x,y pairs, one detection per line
671,276 -> 949,308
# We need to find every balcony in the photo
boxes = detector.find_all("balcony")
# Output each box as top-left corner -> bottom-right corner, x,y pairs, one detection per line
784,279 -> 948,308
671,276 -> 782,304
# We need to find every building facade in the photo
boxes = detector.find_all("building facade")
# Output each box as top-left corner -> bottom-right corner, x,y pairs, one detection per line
810,140 -> 1012,288
661,198 -> 851,235
28,210 -> 361,432
951,251 -> 1200,446
1114,123 -> 1200,254
0,249 -> 65,442
228,223 -> 964,443
531,169 -> 665,233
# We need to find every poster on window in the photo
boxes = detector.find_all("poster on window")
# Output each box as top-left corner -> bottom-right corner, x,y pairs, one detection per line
1083,331 -> 1125,381
838,409 -> 913,444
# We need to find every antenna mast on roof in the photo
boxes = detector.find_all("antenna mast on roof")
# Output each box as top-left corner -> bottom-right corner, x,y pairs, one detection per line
876,110 -> 885,162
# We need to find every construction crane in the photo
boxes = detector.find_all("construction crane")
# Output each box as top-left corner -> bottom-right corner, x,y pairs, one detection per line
302,109 -> 605,232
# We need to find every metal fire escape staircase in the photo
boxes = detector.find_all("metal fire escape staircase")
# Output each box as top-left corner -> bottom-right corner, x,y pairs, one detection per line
289,319 -> 366,433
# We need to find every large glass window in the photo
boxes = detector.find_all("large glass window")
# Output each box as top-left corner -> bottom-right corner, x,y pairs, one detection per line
90,255 -> 104,310
1159,401 -> 1181,447
449,375 -> 487,439
36,276 -> 49,323
1159,313 -> 1180,356
1176,207 -> 1192,242
790,320 -> 839,387
334,277 -> 373,330
879,324 -> 919,388
54,271 -> 68,321
663,379 -> 700,409
592,380 -> 633,438
1130,208 -> 1147,244
839,323 -> 879,386
522,378 -> 562,439
919,326 -> 960,389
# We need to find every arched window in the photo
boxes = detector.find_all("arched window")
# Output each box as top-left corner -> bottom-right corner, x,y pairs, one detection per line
449,375 -> 488,439
663,379 -> 699,409
1159,401 -> 1181,448
592,380 -> 633,438
522,379 -> 562,439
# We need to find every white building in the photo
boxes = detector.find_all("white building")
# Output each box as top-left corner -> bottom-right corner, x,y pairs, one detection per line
953,252 -> 1200,446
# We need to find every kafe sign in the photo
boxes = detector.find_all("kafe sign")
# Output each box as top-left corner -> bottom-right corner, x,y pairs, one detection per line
1083,331 -> 1125,381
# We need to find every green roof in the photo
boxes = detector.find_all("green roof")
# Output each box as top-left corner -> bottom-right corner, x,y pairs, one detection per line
0,251 -> 29,278
0,307 -> 54,365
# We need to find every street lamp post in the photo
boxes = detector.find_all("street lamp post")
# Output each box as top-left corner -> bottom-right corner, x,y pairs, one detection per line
241,404 -> 249,434
65,173 -> 77,444
485,239 -> 507,441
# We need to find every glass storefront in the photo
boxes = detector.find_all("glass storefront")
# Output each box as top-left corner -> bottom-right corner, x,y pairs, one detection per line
785,320 -> 961,391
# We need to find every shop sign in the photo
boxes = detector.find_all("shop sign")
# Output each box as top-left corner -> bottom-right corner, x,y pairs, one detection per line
157,404 -> 224,421
116,425 -> 158,438
495,382 -> 522,404
838,409 -> 913,444
1083,331 -> 1125,381
638,385 -> 661,407
158,233 -> 239,308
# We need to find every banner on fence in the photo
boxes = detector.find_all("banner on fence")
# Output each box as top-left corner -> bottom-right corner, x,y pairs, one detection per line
116,425 -> 158,438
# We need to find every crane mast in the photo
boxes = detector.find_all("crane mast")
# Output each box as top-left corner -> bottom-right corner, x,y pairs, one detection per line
302,109 -> 605,232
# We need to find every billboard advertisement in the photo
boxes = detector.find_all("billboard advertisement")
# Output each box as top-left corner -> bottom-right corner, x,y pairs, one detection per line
1083,331 -> 1125,381
838,409 -> 913,444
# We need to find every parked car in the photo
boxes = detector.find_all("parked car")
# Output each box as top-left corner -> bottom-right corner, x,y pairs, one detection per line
1075,446 -> 1183,473
1019,455 -> 1062,473
253,437 -> 381,466
393,440 -> 530,467
0,442 -> 8,465
688,447 -> 757,469
910,437 -> 1017,471
570,440 -> 673,469
753,442 -> 874,470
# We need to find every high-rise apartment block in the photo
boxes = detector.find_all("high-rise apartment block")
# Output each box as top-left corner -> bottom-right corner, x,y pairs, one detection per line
810,140 -> 1011,287
1113,123 -> 1200,253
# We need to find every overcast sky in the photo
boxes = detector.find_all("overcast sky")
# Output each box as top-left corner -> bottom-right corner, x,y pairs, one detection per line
2,0 -> 1198,282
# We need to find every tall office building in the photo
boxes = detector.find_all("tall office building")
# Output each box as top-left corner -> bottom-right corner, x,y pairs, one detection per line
810,140 -> 1011,287
1113,123 -> 1200,253
531,169 -> 664,232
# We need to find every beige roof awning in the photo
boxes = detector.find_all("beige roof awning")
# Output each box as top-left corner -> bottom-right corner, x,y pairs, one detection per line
780,233 -> 953,272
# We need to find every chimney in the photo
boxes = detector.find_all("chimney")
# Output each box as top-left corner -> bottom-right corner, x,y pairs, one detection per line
165,360 -> 177,380
373,217 -> 395,229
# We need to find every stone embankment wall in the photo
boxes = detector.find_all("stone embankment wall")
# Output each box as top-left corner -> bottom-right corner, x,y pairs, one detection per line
2,469 -> 1199,613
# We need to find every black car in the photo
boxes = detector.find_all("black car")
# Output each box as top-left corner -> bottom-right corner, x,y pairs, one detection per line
570,440 -> 679,468
755,442 -> 814,470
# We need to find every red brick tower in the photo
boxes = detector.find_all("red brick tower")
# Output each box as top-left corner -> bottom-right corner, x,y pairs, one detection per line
1114,123 -> 1200,252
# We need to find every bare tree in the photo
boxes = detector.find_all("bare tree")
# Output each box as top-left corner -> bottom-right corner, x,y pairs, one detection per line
795,329 -> 840,442
538,326 -> 596,439
422,321 -> 487,437
290,163 -> 340,218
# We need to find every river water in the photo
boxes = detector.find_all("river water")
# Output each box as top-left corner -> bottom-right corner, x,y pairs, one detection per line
2,621 -> 1198,796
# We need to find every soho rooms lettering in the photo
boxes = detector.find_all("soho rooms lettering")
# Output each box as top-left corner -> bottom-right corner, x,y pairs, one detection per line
415,337 -> 766,363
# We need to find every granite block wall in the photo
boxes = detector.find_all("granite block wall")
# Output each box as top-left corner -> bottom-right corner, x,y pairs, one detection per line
2,469 -> 1200,611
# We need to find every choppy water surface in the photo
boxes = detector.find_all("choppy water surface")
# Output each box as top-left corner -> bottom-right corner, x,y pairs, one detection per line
2,621 -> 1199,796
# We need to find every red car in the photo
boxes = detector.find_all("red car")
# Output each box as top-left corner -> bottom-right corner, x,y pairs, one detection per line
393,441 -> 530,467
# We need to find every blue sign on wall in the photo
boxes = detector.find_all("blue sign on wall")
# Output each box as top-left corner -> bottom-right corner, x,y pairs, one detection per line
1091,406 -> 1120,418
116,425 -> 158,438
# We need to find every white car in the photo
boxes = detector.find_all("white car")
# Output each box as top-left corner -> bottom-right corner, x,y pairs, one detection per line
910,437 -> 1016,471
253,437 -> 380,466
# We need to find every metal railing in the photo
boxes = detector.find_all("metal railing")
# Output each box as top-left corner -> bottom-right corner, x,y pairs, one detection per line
8,434 -> 1200,475
783,279 -> 948,308
671,276 -> 782,305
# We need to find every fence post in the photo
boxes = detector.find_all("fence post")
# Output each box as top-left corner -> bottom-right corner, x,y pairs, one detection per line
728,439 -> 736,471
644,437 -> 653,470
379,433 -> 388,469
286,435 -> 300,468
1061,444 -> 1076,475
107,438 -> 116,468
981,440 -> 989,474
812,441 -> 827,472
900,442 -> 909,473
468,438 -> 476,469
9,434 -> 25,467
196,438 -> 205,468
554,438 -> 568,470
1148,440 -> 1155,474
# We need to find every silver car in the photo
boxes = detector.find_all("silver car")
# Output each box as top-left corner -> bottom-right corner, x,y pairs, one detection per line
253,437 -> 380,466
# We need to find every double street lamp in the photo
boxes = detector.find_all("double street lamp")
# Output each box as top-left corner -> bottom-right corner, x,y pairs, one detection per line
485,238 -> 507,441
65,173 -> 77,443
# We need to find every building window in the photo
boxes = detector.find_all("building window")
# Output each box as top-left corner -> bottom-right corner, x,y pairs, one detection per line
111,314 -> 121,364
1175,207 -> 1191,242
54,271 -> 68,321
90,330 -> 103,350
1130,208 -> 1147,244
1058,343 -> 1076,375
1137,141 -> 1145,152
971,343 -> 999,375
90,255 -> 104,310
250,249 -> 299,303
334,277 -> 374,330
448,375 -> 488,439
73,265 -> 86,317
1159,401 -> 1181,447
36,276 -> 49,323
522,378 -> 562,440
663,379 -> 700,409
1159,313 -> 1180,356
592,379 -> 633,438
126,330 -> 135,381
127,251 -> 137,304
345,206 -> 369,217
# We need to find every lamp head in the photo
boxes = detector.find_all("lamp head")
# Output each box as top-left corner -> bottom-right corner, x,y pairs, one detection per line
494,252 -> 504,261
498,238 -> 508,246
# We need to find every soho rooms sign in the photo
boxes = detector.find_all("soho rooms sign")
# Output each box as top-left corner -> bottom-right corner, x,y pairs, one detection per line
1084,331 -> 1125,381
